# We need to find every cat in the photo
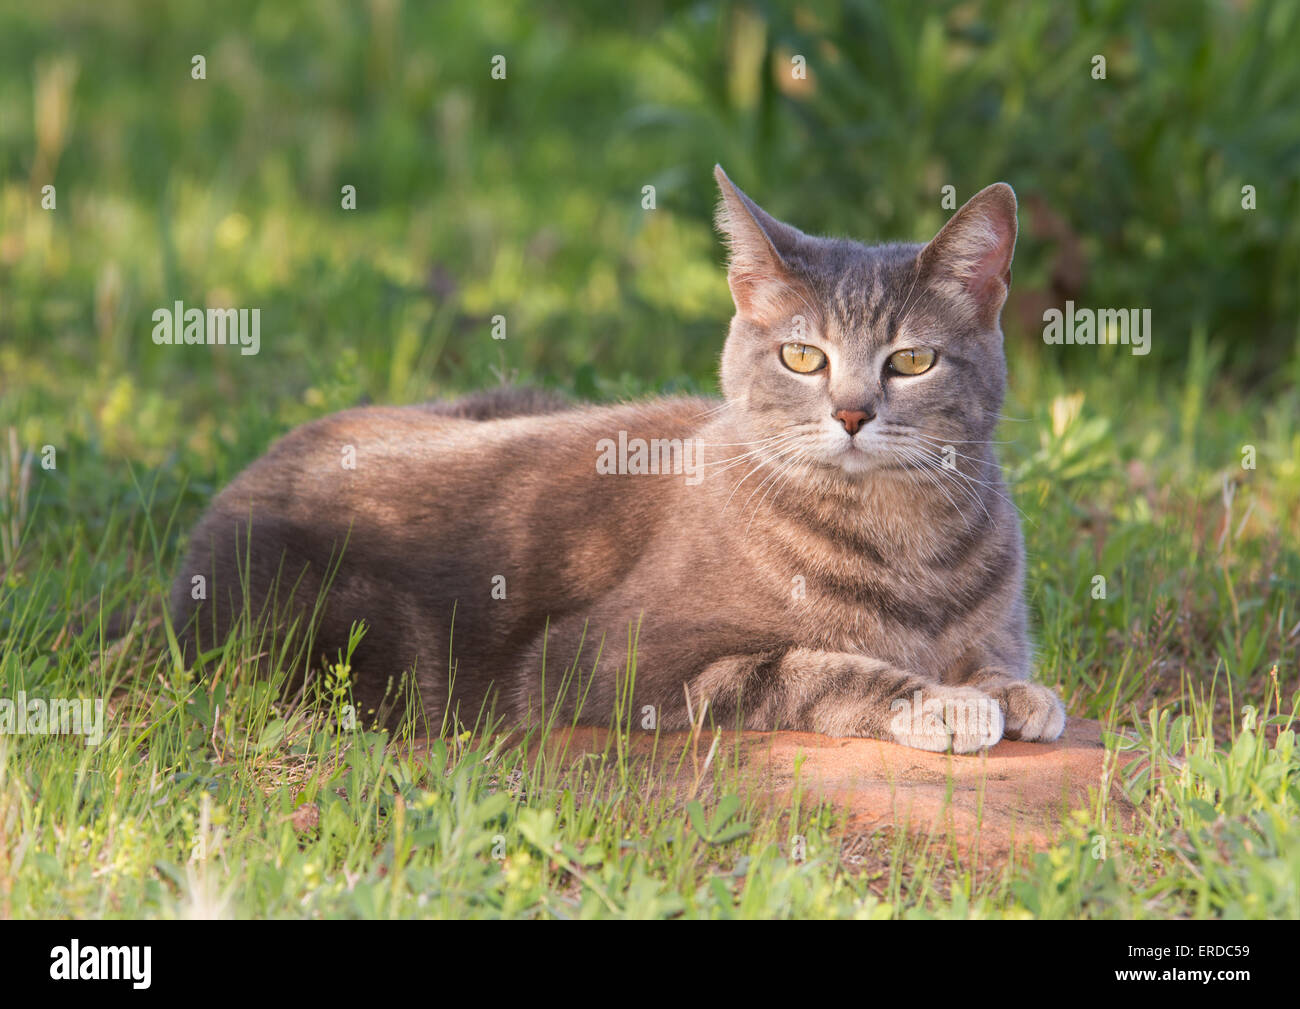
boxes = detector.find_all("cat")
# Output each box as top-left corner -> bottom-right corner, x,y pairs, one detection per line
169,166 -> 1065,753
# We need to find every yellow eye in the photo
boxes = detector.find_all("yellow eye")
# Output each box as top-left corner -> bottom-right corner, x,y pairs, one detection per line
887,348 -> 936,375
781,343 -> 827,374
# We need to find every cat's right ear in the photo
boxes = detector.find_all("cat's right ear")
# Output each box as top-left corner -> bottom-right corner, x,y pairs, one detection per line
713,165 -> 806,323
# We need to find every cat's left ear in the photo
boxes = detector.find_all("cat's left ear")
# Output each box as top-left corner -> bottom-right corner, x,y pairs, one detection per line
919,183 -> 1018,326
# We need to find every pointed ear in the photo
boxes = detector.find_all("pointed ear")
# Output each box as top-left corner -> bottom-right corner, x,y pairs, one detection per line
918,182 -> 1018,326
714,165 -> 808,322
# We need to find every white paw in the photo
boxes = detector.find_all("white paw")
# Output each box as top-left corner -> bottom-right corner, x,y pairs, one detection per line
889,685 -> 1004,754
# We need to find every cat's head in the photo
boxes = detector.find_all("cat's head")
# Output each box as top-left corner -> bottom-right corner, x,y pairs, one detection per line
713,165 -> 1016,477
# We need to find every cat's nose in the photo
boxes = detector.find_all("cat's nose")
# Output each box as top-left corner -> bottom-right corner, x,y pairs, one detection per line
833,408 -> 874,436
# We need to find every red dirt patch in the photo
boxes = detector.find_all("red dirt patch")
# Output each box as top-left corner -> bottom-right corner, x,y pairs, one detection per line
745,717 -> 1137,858
534,718 -> 1136,859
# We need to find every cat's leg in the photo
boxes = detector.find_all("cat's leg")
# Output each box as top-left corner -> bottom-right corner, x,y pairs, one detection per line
689,649 -> 1004,754
955,667 -> 1065,742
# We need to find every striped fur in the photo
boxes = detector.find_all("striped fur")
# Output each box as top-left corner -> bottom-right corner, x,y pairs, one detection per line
170,170 -> 1064,753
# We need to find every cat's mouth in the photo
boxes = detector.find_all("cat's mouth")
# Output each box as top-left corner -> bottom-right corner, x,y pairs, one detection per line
823,426 -> 924,477
831,435 -> 881,473
800,424 -> 899,475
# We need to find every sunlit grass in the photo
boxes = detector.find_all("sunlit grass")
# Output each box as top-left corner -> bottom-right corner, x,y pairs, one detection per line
1,0 -> 1298,919
1,340 -> 1297,917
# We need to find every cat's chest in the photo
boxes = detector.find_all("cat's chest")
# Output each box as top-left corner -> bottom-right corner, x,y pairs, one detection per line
755,537 -> 961,666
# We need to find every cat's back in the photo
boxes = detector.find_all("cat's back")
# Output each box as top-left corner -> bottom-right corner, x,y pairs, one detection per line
174,391 -> 723,652
202,393 -> 720,527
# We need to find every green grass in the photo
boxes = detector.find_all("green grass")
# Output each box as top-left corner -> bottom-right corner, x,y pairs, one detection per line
1,0 -> 1299,918
2,345 -> 1297,918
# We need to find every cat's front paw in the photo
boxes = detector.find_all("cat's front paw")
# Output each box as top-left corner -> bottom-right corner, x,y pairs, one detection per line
987,681 -> 1066,742
888,685 -> 1004,754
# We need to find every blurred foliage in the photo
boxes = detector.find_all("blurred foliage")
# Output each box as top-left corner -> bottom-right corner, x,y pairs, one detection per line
1,0 -> 1297,446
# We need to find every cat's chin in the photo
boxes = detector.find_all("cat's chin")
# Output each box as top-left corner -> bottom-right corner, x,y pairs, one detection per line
830,445 -> 885,476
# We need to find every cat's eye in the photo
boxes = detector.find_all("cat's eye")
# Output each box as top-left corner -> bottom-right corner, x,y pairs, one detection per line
781,343 -> 827,374
887,348 -> 936,376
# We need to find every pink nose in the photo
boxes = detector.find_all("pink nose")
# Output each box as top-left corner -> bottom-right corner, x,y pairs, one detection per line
834,409 -> 873,436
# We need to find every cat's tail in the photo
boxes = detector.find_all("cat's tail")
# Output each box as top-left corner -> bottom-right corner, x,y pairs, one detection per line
420,386 -> 571,421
